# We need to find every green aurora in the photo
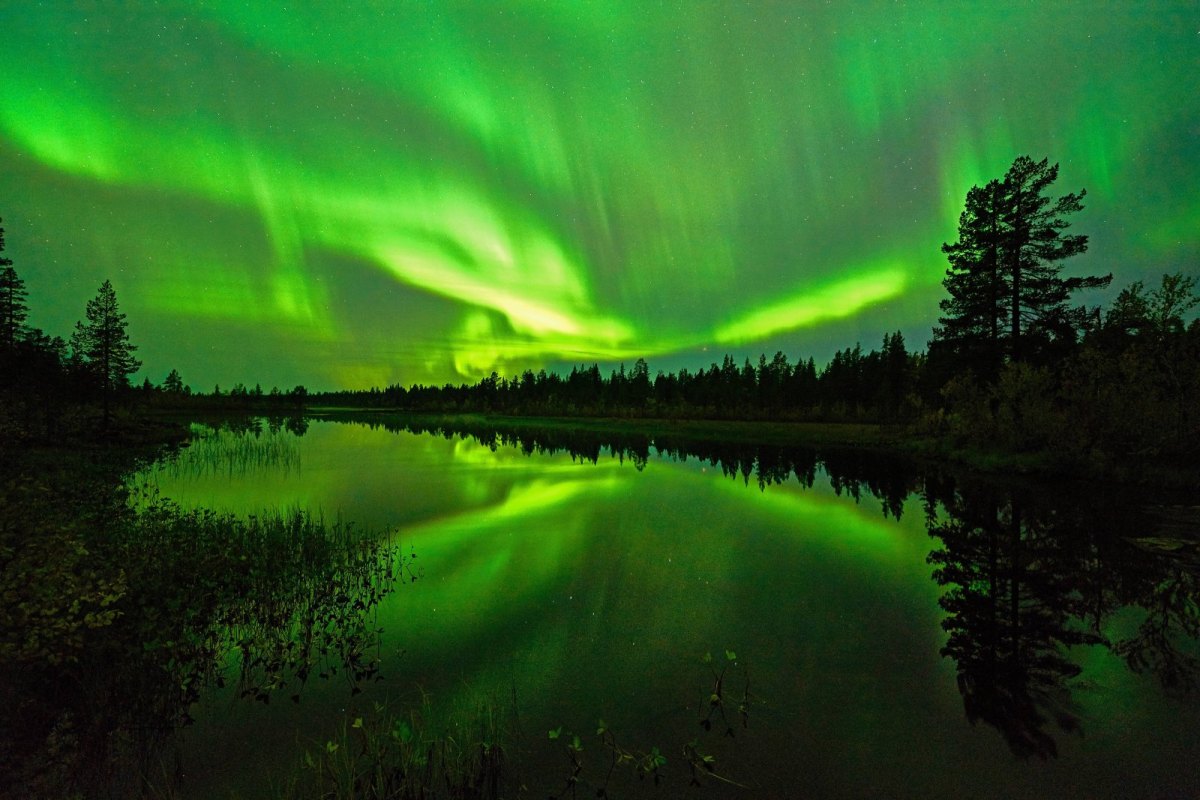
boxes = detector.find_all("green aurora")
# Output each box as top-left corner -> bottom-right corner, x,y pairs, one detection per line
0,2 -> 1196,389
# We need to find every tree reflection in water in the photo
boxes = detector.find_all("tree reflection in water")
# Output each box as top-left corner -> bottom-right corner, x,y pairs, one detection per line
365,414 -> 1200,760
925,477 -> 1200,757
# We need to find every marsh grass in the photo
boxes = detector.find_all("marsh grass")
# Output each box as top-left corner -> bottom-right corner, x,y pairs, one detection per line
2,457 -> 416,799
117,492 -> 420,715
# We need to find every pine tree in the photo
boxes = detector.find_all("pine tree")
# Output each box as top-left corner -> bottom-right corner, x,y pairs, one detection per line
0,217 -> 29,350
1000,156 -> 1107,361
72,279 -> 141,422
934,156 -> 1110,373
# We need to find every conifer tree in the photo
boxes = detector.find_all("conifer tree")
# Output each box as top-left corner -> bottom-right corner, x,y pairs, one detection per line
1000,156 -> 1107,361
0,217 -> 29,350
934,156 -> 1110,373
163,368 -> 184,393
935,179 -> 1005,377
72,279 -> 141,421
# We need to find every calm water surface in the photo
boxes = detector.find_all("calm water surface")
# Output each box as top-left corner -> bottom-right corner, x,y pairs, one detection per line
135,418 -> 1200,799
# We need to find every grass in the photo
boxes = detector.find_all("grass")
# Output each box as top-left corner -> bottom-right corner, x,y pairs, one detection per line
149,422 -> 301,479
1,449 -> 415,798
133,422 -> 302,484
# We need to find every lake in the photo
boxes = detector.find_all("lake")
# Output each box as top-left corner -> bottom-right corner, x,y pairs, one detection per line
131,416 -> 1200,799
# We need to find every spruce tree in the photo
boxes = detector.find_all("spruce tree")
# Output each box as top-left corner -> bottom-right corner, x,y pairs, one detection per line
935,179 -> 1005,378
0,217 -> 29,350
72,279 -> 141,422
163,368 -> 184,393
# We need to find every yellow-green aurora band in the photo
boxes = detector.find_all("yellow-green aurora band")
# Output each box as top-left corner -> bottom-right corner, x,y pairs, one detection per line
1,3 -> 1195,388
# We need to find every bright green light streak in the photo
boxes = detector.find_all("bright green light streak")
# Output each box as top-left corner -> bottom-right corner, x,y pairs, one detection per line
715,269 -> 908,345
0,74 -> 630,361
4,3 -> 1194,388
0,75 -> 337,334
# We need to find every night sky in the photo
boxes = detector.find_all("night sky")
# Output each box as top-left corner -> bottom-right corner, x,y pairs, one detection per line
1,3 -> 1196,390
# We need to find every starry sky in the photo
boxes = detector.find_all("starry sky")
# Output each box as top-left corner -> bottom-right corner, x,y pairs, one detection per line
1,2 -> 1196,390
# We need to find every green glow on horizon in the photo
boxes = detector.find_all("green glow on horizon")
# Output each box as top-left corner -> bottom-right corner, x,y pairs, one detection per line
0,3 -> 1195,388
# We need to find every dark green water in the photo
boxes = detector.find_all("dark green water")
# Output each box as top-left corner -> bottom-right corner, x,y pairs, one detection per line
134,417 -> 1200,799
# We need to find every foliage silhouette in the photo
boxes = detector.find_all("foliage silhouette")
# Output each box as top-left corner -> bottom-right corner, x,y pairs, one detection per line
0,446 -> 416,798
70,279 -> 142,427
933,156 -> 1110,377
0,217 -> 29,351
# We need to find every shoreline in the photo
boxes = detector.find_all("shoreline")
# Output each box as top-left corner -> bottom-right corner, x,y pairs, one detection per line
305,407 -> 1200,491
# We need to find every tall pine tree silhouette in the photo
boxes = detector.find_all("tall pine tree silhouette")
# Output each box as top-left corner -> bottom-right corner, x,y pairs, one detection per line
0,217 -> 29,351
72,280 -> 141,425
934,157 -> 1110,374
936,180 -> 1005,379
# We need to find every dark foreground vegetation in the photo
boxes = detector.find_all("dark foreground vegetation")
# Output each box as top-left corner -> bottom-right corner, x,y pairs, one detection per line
0,440 -> 417,797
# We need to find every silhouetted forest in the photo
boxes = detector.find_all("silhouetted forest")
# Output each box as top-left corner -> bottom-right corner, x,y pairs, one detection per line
312,158 -> 1200,473
0,221 -> 309,443
3,154 -> 1199,472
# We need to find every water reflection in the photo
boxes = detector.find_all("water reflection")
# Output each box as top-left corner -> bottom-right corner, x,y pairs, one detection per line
923,476 -> 1200,759
355,413 -> 920,520
103,415 -> 1200,797
924,485 -> 1096,757
342,414 -> 1200,762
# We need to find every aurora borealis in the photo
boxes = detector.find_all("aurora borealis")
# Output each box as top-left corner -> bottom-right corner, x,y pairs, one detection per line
1,3 -> 1196,389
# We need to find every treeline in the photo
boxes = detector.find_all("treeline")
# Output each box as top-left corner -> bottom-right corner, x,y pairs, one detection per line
0,217 -> 313,442
930,272 -> 1200,466
316,331 -> 915,421
315,271 -> 1199,471
321,156 -> 1200,473
922,156 -> 1199,469
4,157 -> 1199,471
